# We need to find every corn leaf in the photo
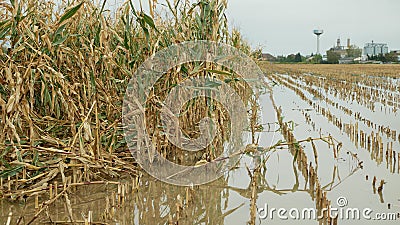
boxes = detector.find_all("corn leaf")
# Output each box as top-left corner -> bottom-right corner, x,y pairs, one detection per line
58,2 -> 84,25
53,34 -> 68,46
0,165 -> 24,178
142,13 -> 158,32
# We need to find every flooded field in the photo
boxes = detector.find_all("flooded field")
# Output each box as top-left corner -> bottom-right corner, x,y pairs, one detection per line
1,64 -> 400,224
1,0 -> 400,224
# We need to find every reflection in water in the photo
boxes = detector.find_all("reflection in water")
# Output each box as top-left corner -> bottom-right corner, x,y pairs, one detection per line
272,73 -> 400,175
0,142 -> 362,225
2,70 -> 400,224
270,91 -> 360,225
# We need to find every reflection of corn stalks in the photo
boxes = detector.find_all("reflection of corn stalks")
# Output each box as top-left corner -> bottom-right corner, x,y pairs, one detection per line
370,175 -> 386,203
248,165 -> 260,225
269,72 -> 399,174
268,92 -> 341,225
271,72 -> 399,143
130,176 -> 228,225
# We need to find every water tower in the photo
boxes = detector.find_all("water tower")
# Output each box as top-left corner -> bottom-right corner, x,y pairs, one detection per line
313,29 -> 324,55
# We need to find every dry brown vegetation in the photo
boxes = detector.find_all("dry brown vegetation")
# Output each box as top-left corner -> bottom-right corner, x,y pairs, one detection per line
263,63 -> 400,78
0,0 -> 262,223
0,0 -> 254,202
1,0 -> 398,224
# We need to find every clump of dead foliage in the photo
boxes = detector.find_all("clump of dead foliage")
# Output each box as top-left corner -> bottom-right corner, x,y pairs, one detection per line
0,0 -> 254,200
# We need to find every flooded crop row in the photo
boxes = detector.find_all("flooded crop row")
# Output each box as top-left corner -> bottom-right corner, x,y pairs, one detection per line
2,64 -> 399,224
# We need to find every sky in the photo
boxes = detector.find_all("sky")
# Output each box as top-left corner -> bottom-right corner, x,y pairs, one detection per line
225,0 -> 400,56
106,0 -> 400,56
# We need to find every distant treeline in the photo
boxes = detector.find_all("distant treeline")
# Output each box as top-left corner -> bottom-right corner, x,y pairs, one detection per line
367,53 -> 398,63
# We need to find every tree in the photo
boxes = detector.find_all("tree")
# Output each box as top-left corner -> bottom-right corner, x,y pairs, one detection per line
308,54 -> 322,64
294,53 -> 302,62
385,52 -> 398,62
276,55 -> 286,62
276,53 -> 305,63
368,53 -> 398,62
327,50 -> 340,64
286,54 -> 296,62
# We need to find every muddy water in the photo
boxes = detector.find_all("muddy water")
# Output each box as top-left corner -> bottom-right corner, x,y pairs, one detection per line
268,74 -> 400,225
1,73 -> 399,224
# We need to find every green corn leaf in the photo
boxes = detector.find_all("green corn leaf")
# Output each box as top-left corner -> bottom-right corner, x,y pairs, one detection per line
52,34 -> 68,46
0,19 -> 11,28
142,13 -> 158,32
180,65 -> 189,76
0,165 -> 24,178
54,24 -> 66,37
58,2 -> 84,25
224,78 -> 241,83
0,20 -> 11,39
129,0 -> 138,17
190,64 -> 204,75
16,149 -> 22,162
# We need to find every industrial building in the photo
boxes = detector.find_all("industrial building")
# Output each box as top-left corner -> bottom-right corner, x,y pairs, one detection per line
363,41 -> 389,56
329,38 -> 351,58
326,38 -> 362,64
